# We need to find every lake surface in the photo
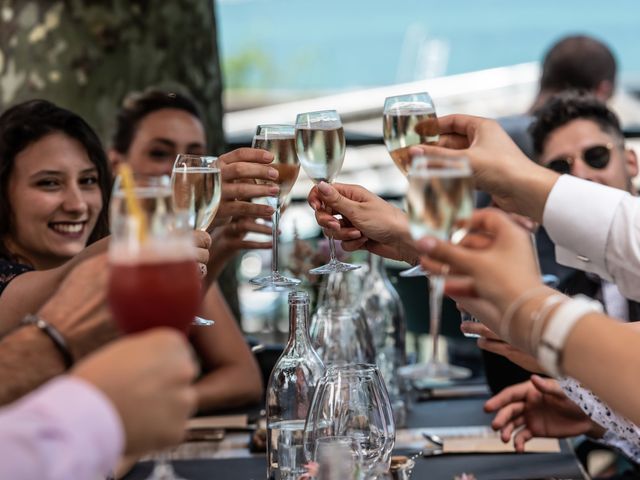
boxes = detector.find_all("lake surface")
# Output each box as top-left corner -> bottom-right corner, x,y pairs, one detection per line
217,0 -> 640,91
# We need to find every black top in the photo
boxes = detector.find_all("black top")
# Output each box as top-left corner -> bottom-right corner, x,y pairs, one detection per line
0,258 -> 33,295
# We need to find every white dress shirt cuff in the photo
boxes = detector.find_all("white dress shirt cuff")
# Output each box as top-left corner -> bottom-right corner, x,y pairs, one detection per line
543,175 -> 626,279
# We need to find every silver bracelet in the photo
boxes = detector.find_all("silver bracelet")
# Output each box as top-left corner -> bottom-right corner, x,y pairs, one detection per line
21,314 -> 74,370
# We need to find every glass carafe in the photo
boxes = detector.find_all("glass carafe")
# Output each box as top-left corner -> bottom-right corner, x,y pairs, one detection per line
361,253 -> 408,427
310,270 -> 375,366
266,291 -> 325,480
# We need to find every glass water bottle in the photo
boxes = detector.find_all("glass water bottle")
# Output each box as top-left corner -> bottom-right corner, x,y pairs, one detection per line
267,291 -> 325,480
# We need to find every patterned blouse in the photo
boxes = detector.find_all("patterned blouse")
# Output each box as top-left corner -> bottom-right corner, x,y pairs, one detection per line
0,258 -> 34,295
560,377 -> 640,463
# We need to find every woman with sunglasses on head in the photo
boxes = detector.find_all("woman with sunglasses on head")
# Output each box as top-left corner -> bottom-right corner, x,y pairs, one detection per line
108,88 -> 275,412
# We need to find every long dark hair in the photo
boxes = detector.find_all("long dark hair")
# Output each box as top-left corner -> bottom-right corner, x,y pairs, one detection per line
0,99 -> 111,261
111,89 -> 203,154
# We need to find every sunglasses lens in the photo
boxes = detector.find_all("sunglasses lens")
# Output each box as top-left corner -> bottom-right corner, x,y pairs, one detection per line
547,159 -> 571,174
584,145 -> 611,169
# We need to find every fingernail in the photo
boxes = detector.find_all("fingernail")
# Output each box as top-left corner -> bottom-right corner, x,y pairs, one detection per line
263,151 -> 274,161
328,221 -> 340,230
268,168 -> 278,179
265,207 -> 275,215
417,237 -> 437,252
268,186 -> 280,196
318,181 -> 331,195
347,230 -> 362,239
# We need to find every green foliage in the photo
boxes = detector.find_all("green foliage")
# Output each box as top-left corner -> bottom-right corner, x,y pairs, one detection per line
222,44 -> 275,90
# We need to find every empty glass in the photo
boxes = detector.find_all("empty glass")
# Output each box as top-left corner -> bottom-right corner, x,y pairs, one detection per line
304,364 -> 395,478
310,271 -> 375,366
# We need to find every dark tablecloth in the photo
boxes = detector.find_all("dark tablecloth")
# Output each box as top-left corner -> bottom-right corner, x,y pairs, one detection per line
124,397 -> 587,480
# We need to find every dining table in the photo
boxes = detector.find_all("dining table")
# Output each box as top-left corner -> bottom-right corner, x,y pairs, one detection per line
123,384 -> 589,480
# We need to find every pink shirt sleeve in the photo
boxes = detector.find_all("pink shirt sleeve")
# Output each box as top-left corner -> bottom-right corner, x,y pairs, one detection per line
0,375 -> 125,480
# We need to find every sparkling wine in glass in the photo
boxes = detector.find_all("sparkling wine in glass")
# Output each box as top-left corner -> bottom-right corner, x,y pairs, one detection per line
383,92 -> 439,277
249,125 -> 302,288
398,154 -> 473,383
295,110 -> 360,274
171,154 -> 221,326
171,154 -> 222,232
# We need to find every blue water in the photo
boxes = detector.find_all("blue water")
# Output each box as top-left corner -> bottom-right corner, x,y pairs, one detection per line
216,0 -> 640,91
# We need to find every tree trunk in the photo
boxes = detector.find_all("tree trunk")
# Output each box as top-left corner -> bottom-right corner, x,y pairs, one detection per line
0,0 -> 225,152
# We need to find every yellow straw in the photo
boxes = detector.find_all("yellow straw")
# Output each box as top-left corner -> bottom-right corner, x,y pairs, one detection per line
117,163 -> 147,243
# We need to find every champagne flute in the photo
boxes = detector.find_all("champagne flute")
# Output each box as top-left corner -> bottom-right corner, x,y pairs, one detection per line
383,92 -> 439,277
171,154 -> 221,326
249,125 -> 302,288
171,154 -> 222,232
108,171 -> 200,480
295,110 -> 360,274
398,155 -> 473,383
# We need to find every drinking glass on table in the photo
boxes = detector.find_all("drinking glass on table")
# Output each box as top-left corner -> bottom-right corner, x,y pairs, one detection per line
295,110 -> 360,274
304,364 -> 395,478
383,92 -> 439,277
398,154 -> 473,383
249,124 -> 302,288
109,171 -> 200,480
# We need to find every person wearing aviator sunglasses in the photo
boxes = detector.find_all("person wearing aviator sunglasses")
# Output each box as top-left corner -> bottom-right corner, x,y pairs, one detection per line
532,91 -> 638,195
530,92 -> 640,323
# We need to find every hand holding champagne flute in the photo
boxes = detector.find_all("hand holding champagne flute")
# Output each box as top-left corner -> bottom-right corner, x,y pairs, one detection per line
250,124 -> 302,288
399,154 -> 474,382
383,92 -> 439,277
108,170 -> 201,335
295,110 -> 360,274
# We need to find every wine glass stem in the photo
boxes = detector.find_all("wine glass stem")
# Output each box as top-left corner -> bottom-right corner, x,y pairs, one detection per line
328,235 -> 338,263
428,275 -> 444,363
320,198 -> 339,264
271,206 -> 281,275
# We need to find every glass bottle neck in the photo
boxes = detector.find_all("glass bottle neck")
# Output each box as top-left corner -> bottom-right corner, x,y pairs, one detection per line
368,253 -> 385,279
287,300 -> 313,350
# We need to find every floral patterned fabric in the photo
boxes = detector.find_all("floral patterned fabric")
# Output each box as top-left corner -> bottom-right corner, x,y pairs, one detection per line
560,377 -> 640,463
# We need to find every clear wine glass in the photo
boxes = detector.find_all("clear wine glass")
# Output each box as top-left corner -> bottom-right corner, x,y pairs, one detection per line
304,364 -> 395,478
295,110 -> 360,274
249,124 -> 302,289
171,154 -> 221,326
398,154 -> 473,383
108,171 -> 200,480
383,92 -> 439,278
